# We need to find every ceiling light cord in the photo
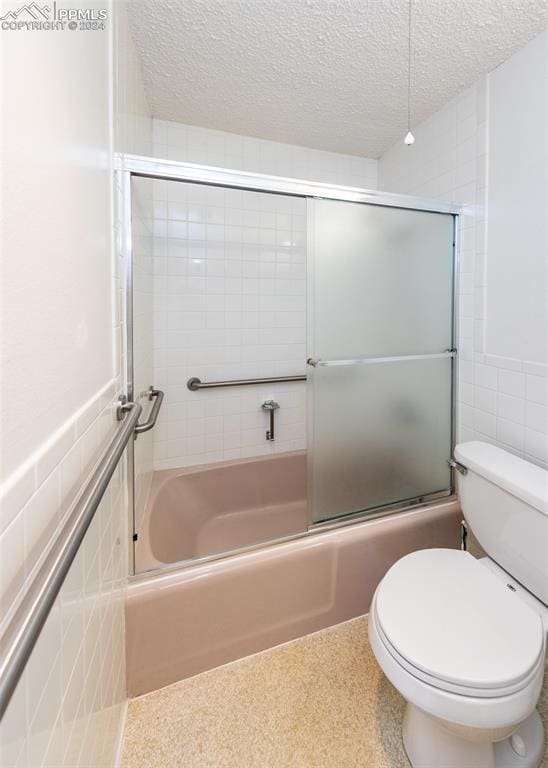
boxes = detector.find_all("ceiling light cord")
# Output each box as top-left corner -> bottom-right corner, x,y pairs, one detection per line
404,0 -> 415,145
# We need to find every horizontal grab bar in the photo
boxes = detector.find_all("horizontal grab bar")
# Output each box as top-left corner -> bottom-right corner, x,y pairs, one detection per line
306,351 -> 456,368
134,387 -> 164,435
0,400 -> 142,720
188,375 -> 307,391
186,353 -> 457,388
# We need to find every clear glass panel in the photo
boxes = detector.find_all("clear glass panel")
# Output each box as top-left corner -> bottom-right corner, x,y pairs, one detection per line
309,199 -> 454,360
131,177 -> 155,542
309,358 -> 452,523
131,177 -> 308,574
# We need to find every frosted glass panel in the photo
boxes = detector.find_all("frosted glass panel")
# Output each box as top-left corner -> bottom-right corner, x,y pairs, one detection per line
309,200 -> 454,359
308,198 -> 454,524
309,358 -> 452,523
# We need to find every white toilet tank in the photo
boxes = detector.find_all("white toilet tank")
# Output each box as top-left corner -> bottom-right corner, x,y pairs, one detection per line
454,442 -> 548,605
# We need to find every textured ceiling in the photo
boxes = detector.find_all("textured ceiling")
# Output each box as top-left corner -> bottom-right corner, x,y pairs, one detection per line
128,0 -> 548,158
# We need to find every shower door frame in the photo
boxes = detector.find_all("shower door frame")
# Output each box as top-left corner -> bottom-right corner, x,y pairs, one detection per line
117,152 -> 463,578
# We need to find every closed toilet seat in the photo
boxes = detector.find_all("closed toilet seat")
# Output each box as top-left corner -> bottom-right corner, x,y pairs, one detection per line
374,549 -> 545,696
369,549 -> 546,729
373,606 -> 545,699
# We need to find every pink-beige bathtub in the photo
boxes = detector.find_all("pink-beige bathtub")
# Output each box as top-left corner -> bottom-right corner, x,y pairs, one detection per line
136,450 -> 307,571
127,449 -> 461,697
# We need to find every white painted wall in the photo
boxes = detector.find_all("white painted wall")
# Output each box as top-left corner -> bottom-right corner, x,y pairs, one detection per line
0,3 -> 152,765
486,31 -> 548,365
113,2 -> 152,159
1,20 -> 114,484
141,120 -> 377,474
379,30 -> 548,467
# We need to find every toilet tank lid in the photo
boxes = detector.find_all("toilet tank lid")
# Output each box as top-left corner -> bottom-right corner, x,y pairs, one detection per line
455,442 -> 548,515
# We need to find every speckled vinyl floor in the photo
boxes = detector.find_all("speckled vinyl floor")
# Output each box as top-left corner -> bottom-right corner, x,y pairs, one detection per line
121,615 -> 548,768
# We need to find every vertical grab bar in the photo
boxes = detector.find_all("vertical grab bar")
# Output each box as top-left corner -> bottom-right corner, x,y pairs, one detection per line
134,386 -> 164,436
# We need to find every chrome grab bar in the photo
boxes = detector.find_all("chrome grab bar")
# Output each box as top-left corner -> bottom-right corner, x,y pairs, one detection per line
306,351 -> 456,368
187,374 -> 306,391
0,400 -> 142,720
134,386 -> 164,435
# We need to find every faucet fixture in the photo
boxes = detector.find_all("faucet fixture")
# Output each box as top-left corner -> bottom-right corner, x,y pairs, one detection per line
261,400 -> 279,441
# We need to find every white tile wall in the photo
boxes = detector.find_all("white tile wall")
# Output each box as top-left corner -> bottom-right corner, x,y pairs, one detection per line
379,33 -> 548,469
486,30 -> 548,366
0,383 -> 128,768
468,354 -> 548,465
142,120 -> 378,473
149,180 -> 308,470
153,120 -> 378,188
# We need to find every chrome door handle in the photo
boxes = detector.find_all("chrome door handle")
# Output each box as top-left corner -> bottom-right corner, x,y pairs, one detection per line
306,351 -> 456,368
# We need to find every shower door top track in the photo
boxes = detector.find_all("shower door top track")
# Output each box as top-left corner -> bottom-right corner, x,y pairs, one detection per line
116,153 -> 464,215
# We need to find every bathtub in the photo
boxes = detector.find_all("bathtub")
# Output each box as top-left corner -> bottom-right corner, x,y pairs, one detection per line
136,450 -> 307,572
127,495 -> 461,697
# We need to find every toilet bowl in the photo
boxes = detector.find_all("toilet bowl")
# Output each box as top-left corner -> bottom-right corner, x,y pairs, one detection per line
368,548 -> 546,768
368,442 -> 548,767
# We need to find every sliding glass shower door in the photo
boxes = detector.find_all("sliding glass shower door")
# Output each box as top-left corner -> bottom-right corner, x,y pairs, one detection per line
307,199 -> 455,524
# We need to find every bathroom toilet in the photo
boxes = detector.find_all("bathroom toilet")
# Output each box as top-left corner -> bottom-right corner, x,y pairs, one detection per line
369,441 -> 548,768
